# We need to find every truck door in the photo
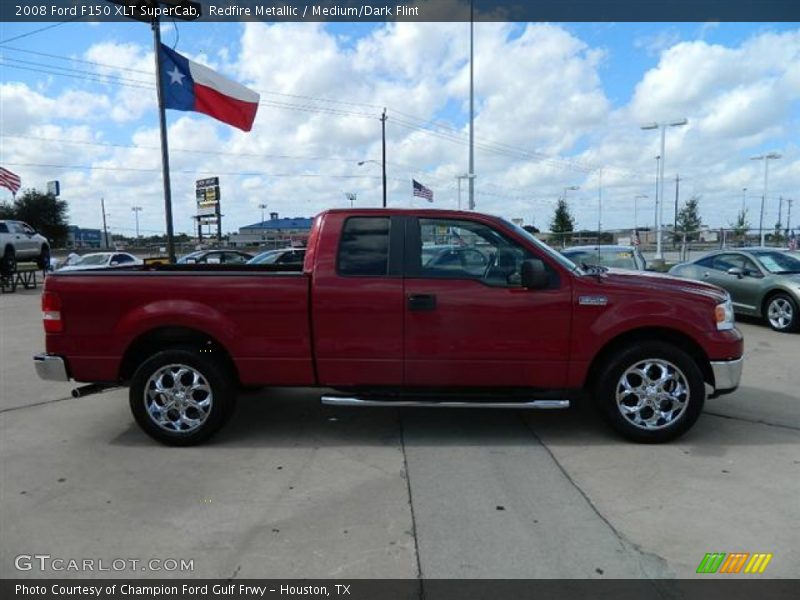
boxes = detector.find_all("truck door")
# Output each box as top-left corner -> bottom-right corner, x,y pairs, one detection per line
403,216 -> 572,389
311,214 -> 405,387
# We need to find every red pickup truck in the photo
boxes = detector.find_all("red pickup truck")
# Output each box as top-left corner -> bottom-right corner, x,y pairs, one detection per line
34,209 -> 743,445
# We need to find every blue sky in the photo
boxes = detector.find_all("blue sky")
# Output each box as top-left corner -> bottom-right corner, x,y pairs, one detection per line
1,20 -> 799,236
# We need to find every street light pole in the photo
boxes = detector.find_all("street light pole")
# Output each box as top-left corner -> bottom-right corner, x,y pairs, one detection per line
456,174 -> 476,210
467,0 -> 475,210
258,203 -> 267,224
131,206 -> 142,238
750,152 -> 781,246
741,187 -> 747,213
345,192 -> 357,208
641,118 -> 688,259
381,108 -> 387,208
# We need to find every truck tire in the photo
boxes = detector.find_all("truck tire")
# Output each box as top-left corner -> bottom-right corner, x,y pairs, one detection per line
37,245 -> 50,271
1,247 -> 15,277
595,341 -> 705,443
129,347 -> 236,446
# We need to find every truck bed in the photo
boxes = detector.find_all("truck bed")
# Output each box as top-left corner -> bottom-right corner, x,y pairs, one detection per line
44,265 -> 314,386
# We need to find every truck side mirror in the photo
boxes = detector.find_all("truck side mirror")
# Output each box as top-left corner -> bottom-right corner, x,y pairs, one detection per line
521,259 -> 548,289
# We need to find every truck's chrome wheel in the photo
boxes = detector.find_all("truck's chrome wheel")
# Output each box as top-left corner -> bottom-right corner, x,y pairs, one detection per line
767,297 -> 793,331
144,364 -> 213,433
615,359 -> 689,431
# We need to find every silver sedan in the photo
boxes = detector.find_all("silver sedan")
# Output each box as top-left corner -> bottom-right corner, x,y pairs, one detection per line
669,248 -> 800,332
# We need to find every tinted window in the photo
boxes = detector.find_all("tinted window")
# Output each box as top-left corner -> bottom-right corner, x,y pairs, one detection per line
417,218 -> 533,287
711,254 -> 741,272
338,217 -> 390,276
0,223 -> 8,233
695,256 -> 716,268
223,252 -> 249,264
115,254 -> 135,264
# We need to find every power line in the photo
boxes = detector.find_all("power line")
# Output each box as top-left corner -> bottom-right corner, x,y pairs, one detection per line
0,19 -> 81,45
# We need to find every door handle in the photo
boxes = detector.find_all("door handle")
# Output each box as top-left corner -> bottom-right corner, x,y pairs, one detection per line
408,294 -> 437,311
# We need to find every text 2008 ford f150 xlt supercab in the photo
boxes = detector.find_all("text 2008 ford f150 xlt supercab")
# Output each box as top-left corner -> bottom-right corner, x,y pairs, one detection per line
34,209 -> 743,445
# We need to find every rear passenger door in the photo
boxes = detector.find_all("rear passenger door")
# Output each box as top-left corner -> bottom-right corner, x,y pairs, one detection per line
311,215 -> 405,387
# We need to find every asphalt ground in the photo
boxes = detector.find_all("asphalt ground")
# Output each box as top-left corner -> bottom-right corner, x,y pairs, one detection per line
0,286 -> 798,579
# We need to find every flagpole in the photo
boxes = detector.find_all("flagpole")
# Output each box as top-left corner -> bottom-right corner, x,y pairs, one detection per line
151,15 -> 177,263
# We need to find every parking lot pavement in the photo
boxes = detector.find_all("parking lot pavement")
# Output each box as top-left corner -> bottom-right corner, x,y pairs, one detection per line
1,289 -> 798,579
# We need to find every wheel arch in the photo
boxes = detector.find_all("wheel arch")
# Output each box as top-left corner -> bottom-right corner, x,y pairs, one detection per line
119,326 -> 239,385
585,327 -> 714,390
761,287 -> 792,318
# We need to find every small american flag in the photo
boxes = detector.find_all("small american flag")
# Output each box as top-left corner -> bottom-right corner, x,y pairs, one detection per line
789,230 -> 798,251
0,167 -> 21,195
412,179 -> 433,202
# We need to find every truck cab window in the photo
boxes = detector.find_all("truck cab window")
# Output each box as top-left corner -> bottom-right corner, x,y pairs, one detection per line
417,218 -> 531,287
337,217 -> 390,276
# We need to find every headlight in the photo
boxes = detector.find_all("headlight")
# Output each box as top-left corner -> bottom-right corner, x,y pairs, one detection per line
715,298 -> 735,331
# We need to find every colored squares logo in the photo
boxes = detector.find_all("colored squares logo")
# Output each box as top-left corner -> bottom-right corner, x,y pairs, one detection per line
697,553 -> 773,574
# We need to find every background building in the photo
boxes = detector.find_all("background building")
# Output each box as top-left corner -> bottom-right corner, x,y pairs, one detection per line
67,226 -> 103,248
228,213 -> 313,248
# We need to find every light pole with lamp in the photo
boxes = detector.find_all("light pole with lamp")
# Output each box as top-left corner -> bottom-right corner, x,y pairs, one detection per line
131,206 -> 142,239
456,174 -> 476,210
345,192 -> 357,208
258,203 -> 267,224
741,187 -> 747,213
640,118 -> 688,260
750,152 -> 781,246
357,160 -> 387,207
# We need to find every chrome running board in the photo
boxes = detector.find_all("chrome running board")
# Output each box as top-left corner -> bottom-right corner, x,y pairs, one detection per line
320,396 -> 569,409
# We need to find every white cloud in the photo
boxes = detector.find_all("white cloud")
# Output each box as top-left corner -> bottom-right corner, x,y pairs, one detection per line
2,23 -> 799,236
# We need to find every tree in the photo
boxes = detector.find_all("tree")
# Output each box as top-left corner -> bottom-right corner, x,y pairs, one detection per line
730,209 -> 750,245
0,202 -> 14,219
675,195 -> 702,242
11,189 -> 70,247
550,198 -> 575,246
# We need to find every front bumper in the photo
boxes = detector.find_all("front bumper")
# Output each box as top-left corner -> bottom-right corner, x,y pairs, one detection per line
33,353 -> 69,381
709,356 -> 743,397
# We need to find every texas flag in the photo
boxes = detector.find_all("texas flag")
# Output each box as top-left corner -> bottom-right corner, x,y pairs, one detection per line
159,44 -> 260,132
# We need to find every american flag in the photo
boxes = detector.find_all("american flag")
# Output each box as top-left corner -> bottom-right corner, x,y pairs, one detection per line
632,229 -> 641,246
412,179 -> 433,202
0,167 -> 21,195
789,230 -> 798,251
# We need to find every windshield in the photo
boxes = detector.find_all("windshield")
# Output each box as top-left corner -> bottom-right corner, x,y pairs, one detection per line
75,254 -> 109,266
505,220 -> 581,273
753,251 -> 800,274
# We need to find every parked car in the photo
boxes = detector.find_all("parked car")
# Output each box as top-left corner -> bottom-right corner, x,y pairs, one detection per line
562,245 -> 647,271
0,220 -> 50,274
247,248 -> 306,266
58,252 -> 143,272
177,249 -> 253,264
34,209 -> 742,446
669,248 -> 800,332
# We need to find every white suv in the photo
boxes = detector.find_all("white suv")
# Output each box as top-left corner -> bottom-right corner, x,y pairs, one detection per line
0,220 -> 50,275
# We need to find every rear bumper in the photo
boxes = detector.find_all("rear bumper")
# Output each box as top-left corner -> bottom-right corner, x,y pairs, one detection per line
33,354 -> 69,381
709,356 -> 743,397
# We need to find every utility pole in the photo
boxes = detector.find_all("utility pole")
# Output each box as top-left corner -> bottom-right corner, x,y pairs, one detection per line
786,198 -> 793,234
674,174 -> 680,230
381,108 -> 387,208
778,195 -> 783,230
101,197 -> 109,249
